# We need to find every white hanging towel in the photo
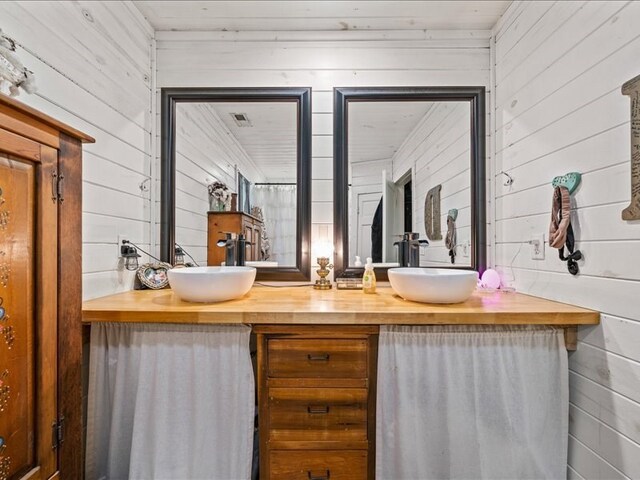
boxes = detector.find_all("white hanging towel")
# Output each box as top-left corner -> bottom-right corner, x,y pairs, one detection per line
377,325 -> 568,480
86,323 -> 255,480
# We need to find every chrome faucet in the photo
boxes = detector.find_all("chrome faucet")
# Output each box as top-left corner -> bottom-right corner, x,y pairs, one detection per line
394,232 -> 429,267
216,232 -> 251,266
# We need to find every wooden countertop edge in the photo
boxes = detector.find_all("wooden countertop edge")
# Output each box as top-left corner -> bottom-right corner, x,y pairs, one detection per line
81,288 -> 600,325
82,311 -> 599,325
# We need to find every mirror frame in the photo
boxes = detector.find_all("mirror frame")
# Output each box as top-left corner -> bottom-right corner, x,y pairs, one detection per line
160,87 -> 312,281
333,86 -> 487,280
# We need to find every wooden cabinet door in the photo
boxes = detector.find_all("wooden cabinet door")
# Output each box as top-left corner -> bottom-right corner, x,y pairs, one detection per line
252,223 -> 262,261
242,217 -> 254,261
0,143 -> 58,480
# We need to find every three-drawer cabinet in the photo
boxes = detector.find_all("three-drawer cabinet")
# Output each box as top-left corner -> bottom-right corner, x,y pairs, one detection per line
255,326 -> 378,479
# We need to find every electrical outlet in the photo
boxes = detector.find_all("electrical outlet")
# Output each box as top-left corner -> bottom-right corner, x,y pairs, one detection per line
117,234 -> 129,257
461,240 -> 470,258
530,233 -> 545,260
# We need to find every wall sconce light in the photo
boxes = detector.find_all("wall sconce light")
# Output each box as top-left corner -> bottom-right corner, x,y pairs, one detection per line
120,239 -> 165,271
120,243 -> 141,271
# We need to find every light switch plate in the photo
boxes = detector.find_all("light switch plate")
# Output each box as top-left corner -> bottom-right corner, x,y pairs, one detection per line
530,233 -> 545,260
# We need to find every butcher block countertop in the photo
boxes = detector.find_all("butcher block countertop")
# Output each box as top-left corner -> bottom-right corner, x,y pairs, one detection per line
82,285 -> 599,325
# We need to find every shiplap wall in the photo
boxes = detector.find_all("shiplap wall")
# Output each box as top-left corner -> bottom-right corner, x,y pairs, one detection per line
391,102 -> 472,265
155,29 -> 492,259
0,1 -> 154,300
492,2 -> 640,478
174,103 -> 264,265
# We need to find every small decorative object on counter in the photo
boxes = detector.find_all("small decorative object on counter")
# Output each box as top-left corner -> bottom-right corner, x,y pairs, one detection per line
363,257 -> 376,294
478,269 -> 501,290
208,181 -> 230,212
313,256 -> 333,290
336,277 -> 364,290
136,262 -> 173,290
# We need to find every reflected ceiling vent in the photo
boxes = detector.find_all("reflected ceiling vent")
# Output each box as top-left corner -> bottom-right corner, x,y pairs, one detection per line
230,113 -> 252,127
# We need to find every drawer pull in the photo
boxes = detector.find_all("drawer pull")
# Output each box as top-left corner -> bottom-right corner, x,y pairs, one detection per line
308,470 -> 330,480
307,405 -> 330,414
307,353 -> 330,361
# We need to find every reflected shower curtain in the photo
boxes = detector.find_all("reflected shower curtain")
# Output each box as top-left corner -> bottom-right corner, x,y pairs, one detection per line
86,323 -> 254,480
377,325 -> 568,480
251,185 -> 296,265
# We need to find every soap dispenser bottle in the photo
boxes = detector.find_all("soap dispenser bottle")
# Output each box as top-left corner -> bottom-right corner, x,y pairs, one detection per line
363,257 -> 376,294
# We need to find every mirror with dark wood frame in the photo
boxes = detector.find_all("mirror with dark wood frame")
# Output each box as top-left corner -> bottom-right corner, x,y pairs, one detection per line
161,87 -> 312,281
333,87 -> 486,280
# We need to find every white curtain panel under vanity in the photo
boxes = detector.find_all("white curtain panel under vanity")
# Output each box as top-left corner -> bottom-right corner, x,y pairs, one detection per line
86,323 -> 254,480
377,325 -> 568,480
251,184 -> 296,265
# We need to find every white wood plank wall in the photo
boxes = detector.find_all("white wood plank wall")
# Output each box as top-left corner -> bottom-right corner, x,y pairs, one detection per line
391,102 -> 472,265
155,29 -> 492,259
0,1 -> 154,300
492,2 -> 640,478
349,157 -> 392,260
174,104 -> 265,265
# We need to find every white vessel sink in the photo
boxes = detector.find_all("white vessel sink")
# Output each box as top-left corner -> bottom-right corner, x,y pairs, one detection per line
388,268 -> 478,304
168,266 -> 256,303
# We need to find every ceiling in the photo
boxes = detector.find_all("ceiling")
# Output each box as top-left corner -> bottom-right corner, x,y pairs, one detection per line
210,102 -> 297,182
134,1 -> 511,31
349,102 -> 435,165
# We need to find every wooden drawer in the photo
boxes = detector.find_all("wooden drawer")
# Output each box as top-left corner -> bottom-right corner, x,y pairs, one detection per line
269,450 -> 367,480
268,339 -> 367,378
269,388 -> 367,442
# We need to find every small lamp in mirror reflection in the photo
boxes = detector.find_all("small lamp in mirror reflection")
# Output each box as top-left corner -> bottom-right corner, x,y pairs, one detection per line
313,242 -> 334,290
174,243 -> 199,268
121,243 -> 141,271
174,245 -> 185,267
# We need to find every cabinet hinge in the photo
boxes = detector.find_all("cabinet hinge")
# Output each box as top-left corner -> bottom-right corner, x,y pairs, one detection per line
51,416 -> 64,450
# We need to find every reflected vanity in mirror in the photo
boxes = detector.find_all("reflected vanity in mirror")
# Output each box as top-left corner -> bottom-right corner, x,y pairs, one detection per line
334,87 -> 486,280
161,88 -> 311,280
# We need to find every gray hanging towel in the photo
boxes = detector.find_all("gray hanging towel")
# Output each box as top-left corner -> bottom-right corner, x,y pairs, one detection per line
445,214 -> 456,264
549,186 -> 582,275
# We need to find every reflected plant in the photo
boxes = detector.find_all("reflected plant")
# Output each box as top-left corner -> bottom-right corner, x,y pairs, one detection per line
208,181 -> 230,208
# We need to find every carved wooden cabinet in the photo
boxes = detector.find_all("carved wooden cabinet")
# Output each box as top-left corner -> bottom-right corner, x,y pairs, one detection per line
0,94 -> 92,479
255,326 -> 378,480
207,211 -> 263,265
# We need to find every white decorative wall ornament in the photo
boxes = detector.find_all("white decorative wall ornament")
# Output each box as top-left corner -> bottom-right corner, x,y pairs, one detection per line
0,29 -> 36,97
